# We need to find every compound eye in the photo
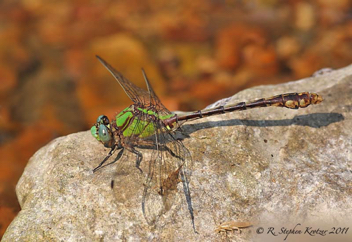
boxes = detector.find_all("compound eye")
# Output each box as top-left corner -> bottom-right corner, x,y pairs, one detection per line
98,124 -> 112,144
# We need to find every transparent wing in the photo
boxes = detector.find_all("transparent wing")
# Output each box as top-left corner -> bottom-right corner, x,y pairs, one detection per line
96,55 -> 151,105
141,118 -> 193,225
141,69 -> 172,117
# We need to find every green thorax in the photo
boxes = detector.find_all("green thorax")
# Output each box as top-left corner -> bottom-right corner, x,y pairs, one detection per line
115,105 -> 175,138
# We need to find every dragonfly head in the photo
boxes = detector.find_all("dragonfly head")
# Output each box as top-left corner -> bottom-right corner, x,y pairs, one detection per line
91,115 -> 115,148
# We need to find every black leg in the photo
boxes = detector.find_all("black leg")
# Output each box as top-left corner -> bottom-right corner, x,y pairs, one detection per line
127,147 -> 143,173
93,146 -> 123,172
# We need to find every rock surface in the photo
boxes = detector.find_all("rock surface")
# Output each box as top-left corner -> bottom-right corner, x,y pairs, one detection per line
3,66 -> 352,241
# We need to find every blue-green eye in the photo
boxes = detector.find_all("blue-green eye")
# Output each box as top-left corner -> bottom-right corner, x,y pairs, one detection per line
91,115 -> 115,148
98,124 -> 112,143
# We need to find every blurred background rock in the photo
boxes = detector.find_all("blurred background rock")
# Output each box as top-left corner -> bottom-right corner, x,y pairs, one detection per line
0,0 -> 351,237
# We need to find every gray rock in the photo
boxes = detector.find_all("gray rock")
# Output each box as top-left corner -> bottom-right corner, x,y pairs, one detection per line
3,66 -> 352,241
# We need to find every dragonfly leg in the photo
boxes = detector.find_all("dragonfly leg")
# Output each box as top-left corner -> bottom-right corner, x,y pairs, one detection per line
126,147 -> 143,173
93,146 -> 123,172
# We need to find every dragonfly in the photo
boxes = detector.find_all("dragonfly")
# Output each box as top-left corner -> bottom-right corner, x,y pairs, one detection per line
91,55 -> 323,229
